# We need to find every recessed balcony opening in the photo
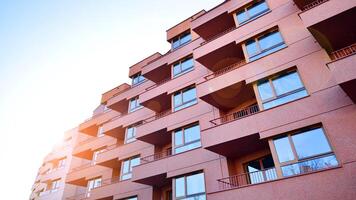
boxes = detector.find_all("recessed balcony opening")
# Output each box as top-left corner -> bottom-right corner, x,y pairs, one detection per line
143,63 -> 171,84
141,93 -> 171,113
153,180 -> 173,200
142,142 -> 172,164
196,42 -> 246,74
293,0 -> 326,10
193,12 -> 236,42
308,8 -> 356,60
107,98 -> 129,115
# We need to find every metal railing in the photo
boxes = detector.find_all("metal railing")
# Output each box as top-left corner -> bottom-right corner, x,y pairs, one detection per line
302,0 -> 329,11
210,104 -> 260,126
140,149 -> 172,164
205,60 -> 246,80
142,109 -> 172,124
218,167 -> 277,190
330,43 -> 356,61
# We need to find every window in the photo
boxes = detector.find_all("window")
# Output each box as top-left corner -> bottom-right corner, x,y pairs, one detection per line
236,0 -> 269,25
174,124 -> 201,154
125,125 -> 137,144
97,126 -> 105,137
173,57 -> 194,78
58,158 -> 66,168
175,172 -> 206,200
173,87 -> 197,112
92,149 -> 104,165
273,127 -> 338,177
87,178 -> 101,197
121,156 -> 140,180
129,96 -> 143,113
50,179 -> 61,192
244,155 -> 277,184
172,32 -> 192,50
103,105 -> 110,112
131,73 -> 145,86
257,70 -> 307,109
245,30 -> 286,61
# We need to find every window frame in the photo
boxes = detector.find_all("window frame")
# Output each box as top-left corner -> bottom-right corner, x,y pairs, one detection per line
124,123 -> 141,144
271,126 -> 338,177
50,179 -> 61,192
120,156 -> 140,181
235,0 -> 270,25
172,56 -> 194,78
171,31 -> 192,50
173,123 -> 201,154
131,73 -> 145,86
97,126 -> 105,137
256,69 -> 308,110
245,29 -> 286,61
174,172 -> 206,200
172,86 -> 197,112
128,96 -> 143,113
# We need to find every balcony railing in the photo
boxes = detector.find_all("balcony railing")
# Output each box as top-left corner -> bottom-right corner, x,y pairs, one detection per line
302,0 -> 329,11
205,60 -> 246,80
140,149 -> 172,164
218,167 -> 277,190
330,43 -> 356,61
142,109 -> 172,124
210,104 -> 260,126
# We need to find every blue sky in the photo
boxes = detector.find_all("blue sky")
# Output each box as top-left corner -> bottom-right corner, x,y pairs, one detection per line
0,0 -> 223,199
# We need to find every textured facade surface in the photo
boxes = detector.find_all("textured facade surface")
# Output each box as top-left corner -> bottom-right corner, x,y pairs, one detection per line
30,0 -> 356,199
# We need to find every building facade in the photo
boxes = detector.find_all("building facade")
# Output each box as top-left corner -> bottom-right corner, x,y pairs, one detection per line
30,0 -> 356,199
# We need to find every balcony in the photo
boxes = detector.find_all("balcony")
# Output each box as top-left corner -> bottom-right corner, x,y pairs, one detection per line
101,83 -> 130,104
142,38 -> 203,84
209,153 -> 347,200
41,167 -> 66,182
79,110 -> 119,136
301,3 -> 355,56
191,0 -> 235,41
132,148 -> 219,186
72,135 -> 117,159
328,44 -> 356,103
66,163 -> 112,187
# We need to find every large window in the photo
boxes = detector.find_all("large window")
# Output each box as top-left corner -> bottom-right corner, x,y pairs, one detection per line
173,57 -> 194,78
174,124 -> 201,154
121,156 -> 140,180
236,0 -> 269,25
172,32 -> 192,50
257,70 -> 307,109
175,172 -> 206,200
173,87 -> 197,112
129,96 -> 143,113
246,30 -> 286,61
273,127 -> 338,177
87,178 -> 102,197
125,125 -> 137,144
50,179 -> 61,192
131,73 -> 145,86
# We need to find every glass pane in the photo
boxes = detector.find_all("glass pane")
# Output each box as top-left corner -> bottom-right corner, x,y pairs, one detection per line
175,177 -> 185,197
184,125 -> 200,143
184,194 -> 206,200
181,58 -> 194,71
130,157 -> 140,169
122,160 -> 130,173
130,99 -> 137,110
274,136 -> 295,163
174,93 -> 182,107
138,75 -> 145,82
246,40 -> 258,56
182,88 -> 196,103
282,154 -> 338,177
236,11 -> 249,24
259,31 -> 284,50
127,197 -> 138,200
180,33 -> 192,45
121,173 -> 132,180
187,173 -> 205,195
292,128 -> 332,159
172,39 -> 180,49
248,1 -> 269,18
127,127 -> 134,138
174,130 -> 183,146
257,80 -> 274,100
272,72 -> 304,96
263,89 -> 307,109
261,154 -> 275,169
175,141 -> 201,154
173,63 -> 181,76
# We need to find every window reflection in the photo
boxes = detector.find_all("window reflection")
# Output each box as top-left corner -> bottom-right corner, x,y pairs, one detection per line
175,172 -> 206,200
173,87 -> 197,111
236,0 -> 269,25
174,124 -> 201,154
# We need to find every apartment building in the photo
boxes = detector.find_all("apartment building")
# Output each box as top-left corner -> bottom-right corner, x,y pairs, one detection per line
30,128 -> 82,200
30,0 -> 356,199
